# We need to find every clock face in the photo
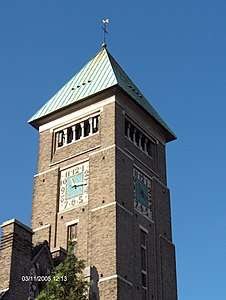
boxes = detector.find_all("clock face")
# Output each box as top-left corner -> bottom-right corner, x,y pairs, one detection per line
133,168 -> 152,219
59,161 -> 89,211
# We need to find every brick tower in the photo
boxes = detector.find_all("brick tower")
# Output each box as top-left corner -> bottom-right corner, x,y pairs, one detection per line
27,46 -> 177,299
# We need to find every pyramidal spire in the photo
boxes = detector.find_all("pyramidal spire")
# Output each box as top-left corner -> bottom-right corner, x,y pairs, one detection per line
28,48 -> 176,140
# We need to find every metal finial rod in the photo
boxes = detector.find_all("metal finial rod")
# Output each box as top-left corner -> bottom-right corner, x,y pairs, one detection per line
102,18 -> 109,48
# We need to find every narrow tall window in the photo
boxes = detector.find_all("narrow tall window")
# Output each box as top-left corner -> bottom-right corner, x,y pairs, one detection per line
147,140 -> 154,157
76,123 -> 81,140
67,127 -> 73,144
130,124 -> 134,141
84,119 -> 90,137
140,229 -> 148,299
68,223 -> 78,254
57,131 -> 64,147
92,116 -> 99,133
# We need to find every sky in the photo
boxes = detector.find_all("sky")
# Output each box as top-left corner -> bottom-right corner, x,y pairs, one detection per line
0,0 -> 225,299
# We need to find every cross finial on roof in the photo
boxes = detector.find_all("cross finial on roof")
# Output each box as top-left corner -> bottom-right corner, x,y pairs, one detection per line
102,18 -> 109,48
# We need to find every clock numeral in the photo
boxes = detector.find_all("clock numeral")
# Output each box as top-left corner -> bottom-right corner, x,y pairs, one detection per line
64,201 -> 68,209
83,186 -> 88,194
71,199 -> 76,206
60,179 -> 66,186
73,167 -> 79,175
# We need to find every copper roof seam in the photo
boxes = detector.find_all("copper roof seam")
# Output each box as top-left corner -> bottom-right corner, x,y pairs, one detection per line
92,55 -> 112,92
102,68 -> 116,88
76,50 -> 108,100
82,50 -> 105,82
51,77 -> 77,111
62,60 -> 95,106
52,55 -> 97,112
97,65 -> 115,91
57,50 -> 107,107
52,60 -> 92,111
37,75 -> 75,118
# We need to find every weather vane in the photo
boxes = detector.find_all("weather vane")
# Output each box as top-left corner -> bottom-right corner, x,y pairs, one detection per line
102,18 -> 109,48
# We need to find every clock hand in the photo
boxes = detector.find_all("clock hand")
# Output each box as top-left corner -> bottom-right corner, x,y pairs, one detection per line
70,181 -> 87,188
70,178 -> 75,187
70,178 -> 79,188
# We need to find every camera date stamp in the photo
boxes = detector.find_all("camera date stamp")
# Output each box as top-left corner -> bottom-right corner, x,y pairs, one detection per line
22,275 -> 67,282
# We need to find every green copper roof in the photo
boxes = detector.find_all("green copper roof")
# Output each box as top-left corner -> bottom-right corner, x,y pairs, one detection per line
29,48 -> 176,139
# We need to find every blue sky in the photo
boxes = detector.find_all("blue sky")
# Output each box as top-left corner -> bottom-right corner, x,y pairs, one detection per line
0,0 -> 226,299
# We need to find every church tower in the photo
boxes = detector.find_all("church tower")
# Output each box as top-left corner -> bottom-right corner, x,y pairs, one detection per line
28,46 -> 177,300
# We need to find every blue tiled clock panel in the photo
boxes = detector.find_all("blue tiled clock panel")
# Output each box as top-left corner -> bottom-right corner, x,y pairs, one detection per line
133,168 -> 152,219
66,173 -> 83,200
59,161 -> 89,212
136,179 -> 148,206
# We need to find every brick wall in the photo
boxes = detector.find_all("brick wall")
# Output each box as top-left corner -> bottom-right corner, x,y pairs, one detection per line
0,219 -> 33,300
114,96 -> 177,299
